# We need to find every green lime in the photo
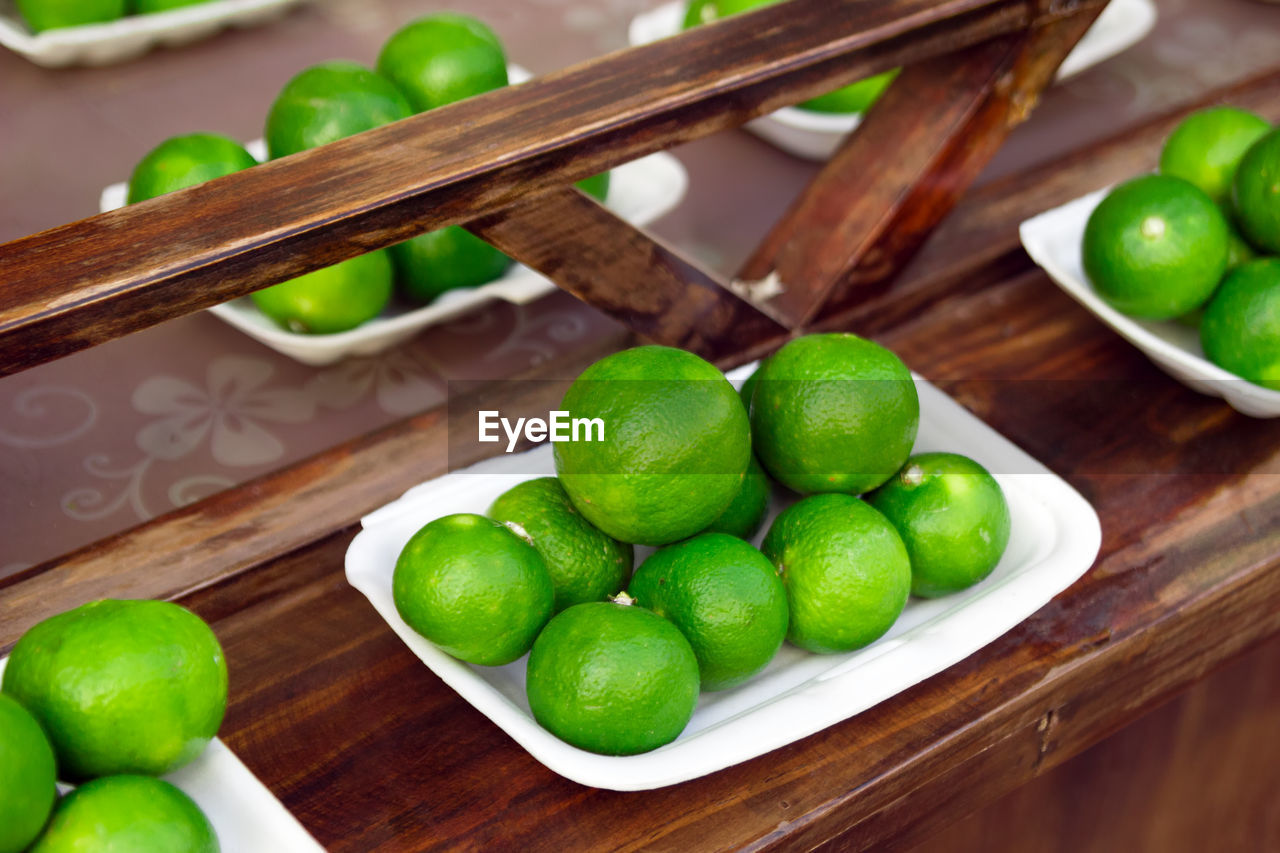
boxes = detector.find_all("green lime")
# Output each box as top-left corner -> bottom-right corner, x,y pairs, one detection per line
488,477 -> 633,612
681,0 -> 896,114
628,533 -> 787,690
525,599 -> 700,755
126,133 -> 257,205
134,0 -> 216,11
751,333 -> 919,495
2,599 -> 227,782
1082,174 -> 1230,319
376,13 -> 508,113
16,0 -> 123,32
1233,128 -> 1280,254
393,513 -> 554,665
553,346 -> 751,545
761,493 -> 911,653
703,454 -> 771,540
738,359 -> 766,411
251,250 -> 393,334
0,694 -> 57,853
576,171 -> 611,202
31,775 -> 217,853
390,227 -> 511,304
264,61 -> 412,160
1159,106 -> 1271,205
1201,258 -> 1280,390
866,452 -> 1011,598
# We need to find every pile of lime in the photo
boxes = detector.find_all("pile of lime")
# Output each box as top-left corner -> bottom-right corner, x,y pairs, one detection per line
16,0 -> 218,33
121,12 -> 610,336
392,335 -> 1011,756
1,599 -> 227,851
681,0 -> 899,116
1082,106 -> 1280,390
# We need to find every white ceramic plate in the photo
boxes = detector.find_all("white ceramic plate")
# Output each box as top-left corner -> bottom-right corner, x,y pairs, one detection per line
629,0 -> 1157,161
345,366 -> 1102,791
0,0 -> 310,67
1020,188 -> 1280,418
0,659 -> 323,852
99,69 -> 691,366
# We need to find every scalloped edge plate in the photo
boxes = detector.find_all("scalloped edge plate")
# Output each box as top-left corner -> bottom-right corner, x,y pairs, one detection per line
1020,187 -> 1280,418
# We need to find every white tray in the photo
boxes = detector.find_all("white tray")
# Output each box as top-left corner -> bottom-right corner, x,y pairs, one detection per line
629,0 -> 1157,161
1020,188 -> 1280,418
0,658 -> 323,852
0,0 -> 309,67
99,70 -> 690,366
345,366 -> 1102,791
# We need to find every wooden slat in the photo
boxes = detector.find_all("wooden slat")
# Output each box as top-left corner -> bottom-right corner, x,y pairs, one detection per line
738,6 -> 1103,328
467,188 -> 790,366
0,0 -> 1110,376
5,67 -> 1279,653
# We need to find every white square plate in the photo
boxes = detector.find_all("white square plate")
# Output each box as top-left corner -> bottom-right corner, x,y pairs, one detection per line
0,658 -> 323,852
1020,188 -> 1280,418
345,366 -> 1102,790
0,0 -> 310,67
628,0 -> 1157,161
99,67 -> 691,366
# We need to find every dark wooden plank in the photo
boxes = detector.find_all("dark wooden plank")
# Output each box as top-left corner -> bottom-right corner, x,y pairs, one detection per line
738,6 -> 1103,328
467,188 -> 790,366
5,65 -> 1279,654
0,0 -> 1109,376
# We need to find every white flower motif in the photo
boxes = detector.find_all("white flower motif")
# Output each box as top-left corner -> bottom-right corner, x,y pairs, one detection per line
132,356 -> 315,467
307,348 -> 446,416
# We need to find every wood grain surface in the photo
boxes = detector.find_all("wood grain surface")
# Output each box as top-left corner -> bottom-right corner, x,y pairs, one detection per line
0,0 -> 1110,375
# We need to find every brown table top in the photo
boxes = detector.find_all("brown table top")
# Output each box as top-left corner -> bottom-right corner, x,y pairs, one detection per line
2,1 -> 1280,850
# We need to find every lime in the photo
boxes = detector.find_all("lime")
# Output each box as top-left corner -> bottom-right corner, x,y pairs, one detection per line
1233,127 -> 1280,253
390,227 -> 511,304
251,250 -> 393,334
703,454 -> 771,540
1159,106 -> 1271,205
738,359 -> 766,411
761,493 -> 911,653
376,13 -> 509,113
576,171 -> 611,202
0,694 -> 57,853
866,452 -> 1011,597
393,513 -> 553,666
628,533 -> 787,690
126,133 -> 257,205
751,333 -> 919,495
16,0 -> 123,32
682,0 -> 897,114
134,0 -> 215,11
488,477 -> 633,612
525,599 -> 700,755
2,599 -> 227,782
1082,174 -> 1230,319
31,775 -> 217,853
264,61 -> 412,160
553,346 -> 751,545
1201,258 -> 1280,390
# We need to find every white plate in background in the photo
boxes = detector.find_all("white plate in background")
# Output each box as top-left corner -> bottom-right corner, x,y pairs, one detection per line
345,366 -> 1102,791
0,0 -> 310,67
0,658 -> 324,852
1020,188 -> 1280,418
628,0 -> 1157,161
99,69 -> 691,366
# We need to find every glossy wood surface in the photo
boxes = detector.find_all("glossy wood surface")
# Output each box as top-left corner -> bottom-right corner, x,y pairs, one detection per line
2,66 -> 1276,850
0,0 -> 1107,375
